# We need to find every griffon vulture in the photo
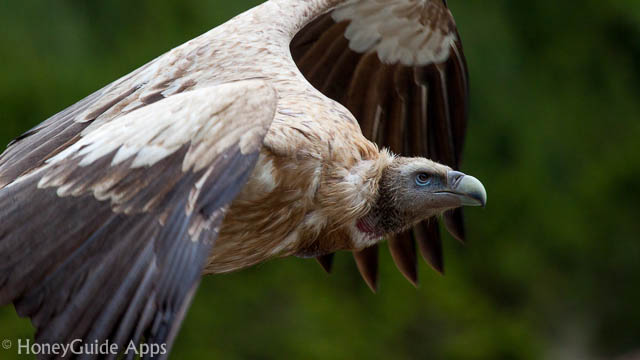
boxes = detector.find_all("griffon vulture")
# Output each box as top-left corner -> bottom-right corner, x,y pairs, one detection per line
0,0 -> 486,358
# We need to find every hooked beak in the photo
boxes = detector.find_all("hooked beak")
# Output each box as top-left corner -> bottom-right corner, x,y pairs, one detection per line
442,170 -> 487,207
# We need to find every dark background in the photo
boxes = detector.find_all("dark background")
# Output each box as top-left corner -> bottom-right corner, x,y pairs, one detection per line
1,1 -> 639,359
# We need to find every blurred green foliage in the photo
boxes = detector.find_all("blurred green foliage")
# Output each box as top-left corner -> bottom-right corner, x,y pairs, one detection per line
1,1 -> 640,359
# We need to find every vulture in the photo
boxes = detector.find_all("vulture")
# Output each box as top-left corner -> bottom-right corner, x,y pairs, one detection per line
0,0 -> 486,358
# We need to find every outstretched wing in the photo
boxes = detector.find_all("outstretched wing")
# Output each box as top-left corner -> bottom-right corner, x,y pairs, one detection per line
0,80 -> 277,359
291,0 -> 469,290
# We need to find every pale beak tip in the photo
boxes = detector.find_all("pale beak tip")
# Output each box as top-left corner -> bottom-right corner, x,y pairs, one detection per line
459,175 -> 487,207
448,171 -> 487,208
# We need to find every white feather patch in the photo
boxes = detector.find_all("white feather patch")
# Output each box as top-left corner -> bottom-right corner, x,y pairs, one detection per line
46,81 -> 277,174
332,0 -> 457,66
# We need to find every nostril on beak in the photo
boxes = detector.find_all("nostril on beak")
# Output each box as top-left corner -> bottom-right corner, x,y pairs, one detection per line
446,170 -> 487,207
447,171 -> 466,187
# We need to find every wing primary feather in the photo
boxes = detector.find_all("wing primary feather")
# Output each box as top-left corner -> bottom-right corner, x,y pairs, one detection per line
296,21 -> 349,83
444,208 -> 466,244
414,220 -> 444,275
304,22 -> 350,89
316,253 -> 335,274
345,52 -> 381,133
157,281 -> 201,360
360,62 -> 394,144
387,65 -> 412,153
126,294 -> 157,360
388,232 -> 418,286
353,245 -> 379,293
110,256 -> 158,360
320,41 -> 362,103
425,63 -> 456,166
43,214 -> 155,345
446,38 -> 470,166
410,67 -> 429,157
86,240 -> 155,350
15,210 -> 122,322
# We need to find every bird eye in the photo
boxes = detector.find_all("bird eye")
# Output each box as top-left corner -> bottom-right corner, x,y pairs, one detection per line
415,173 -> 431,186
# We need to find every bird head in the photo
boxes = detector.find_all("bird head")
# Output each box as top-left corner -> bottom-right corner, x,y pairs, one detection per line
358,157 -> 486,237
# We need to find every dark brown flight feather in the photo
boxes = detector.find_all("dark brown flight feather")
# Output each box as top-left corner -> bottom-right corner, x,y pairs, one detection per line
414,220 -> 444,274
316,253 -> 336,274
388,232 -> 419,286
353,245 -> 379,293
